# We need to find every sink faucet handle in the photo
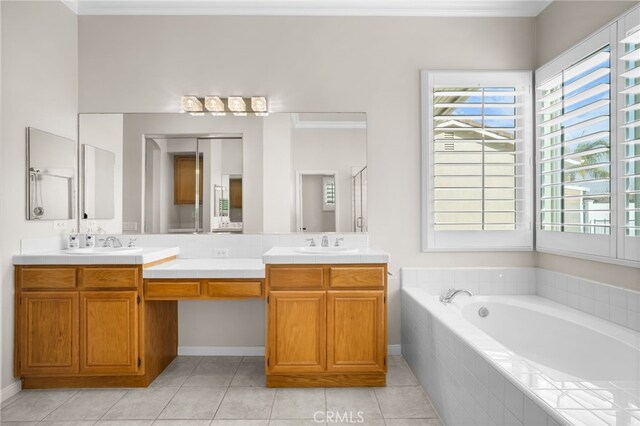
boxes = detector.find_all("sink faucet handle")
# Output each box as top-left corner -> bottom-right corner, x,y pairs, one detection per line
128,238 -> 137,248
306,238 -> 316,247
334,237 -> 344,247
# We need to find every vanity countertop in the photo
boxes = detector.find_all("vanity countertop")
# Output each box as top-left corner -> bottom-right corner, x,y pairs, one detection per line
13,247 -> 180,265
263,247 -> 390,264
143,258 -> 265,279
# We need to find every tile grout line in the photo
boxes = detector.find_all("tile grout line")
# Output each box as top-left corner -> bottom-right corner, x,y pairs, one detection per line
157,356 -> 240,422
97,387 -> 132,422
209,357 -> 244,421
35,389 -> 80,423
266,385 -> 277,423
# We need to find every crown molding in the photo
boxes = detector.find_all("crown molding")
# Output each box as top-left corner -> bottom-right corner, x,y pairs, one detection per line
61,0 -> 552,17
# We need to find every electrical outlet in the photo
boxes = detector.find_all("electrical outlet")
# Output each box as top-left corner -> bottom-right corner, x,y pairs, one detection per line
123,222 -> 138,231
214,248 -> 229,257
53,220 -> 69,230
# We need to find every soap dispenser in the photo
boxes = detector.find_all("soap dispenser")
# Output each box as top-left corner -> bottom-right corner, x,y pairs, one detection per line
68,231 -> 80,249
85,231 -> 95,248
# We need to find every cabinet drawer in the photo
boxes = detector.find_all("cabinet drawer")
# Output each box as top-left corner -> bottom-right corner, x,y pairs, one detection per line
146,281 -> 201,299
206,281 -> 263,298
329,267 -> 385,288
20,267 -> 76,289
79,267 -> 139,289
269,267 -> 324,289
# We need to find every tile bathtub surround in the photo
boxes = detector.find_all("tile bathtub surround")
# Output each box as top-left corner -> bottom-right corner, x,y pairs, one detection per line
401,284 -> 640,426
0,355 -> 441,425
536,269 -> 640,332
401,290 -> 568,426
400,267 -> 538,296
20,233 -> 369,259
401,266 -> 640,332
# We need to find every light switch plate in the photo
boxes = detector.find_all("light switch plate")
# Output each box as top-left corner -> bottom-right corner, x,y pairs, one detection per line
214,248 -> 229,257
53,220 -> 69,230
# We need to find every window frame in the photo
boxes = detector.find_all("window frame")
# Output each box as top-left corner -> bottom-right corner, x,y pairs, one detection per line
421,70 -> 534,252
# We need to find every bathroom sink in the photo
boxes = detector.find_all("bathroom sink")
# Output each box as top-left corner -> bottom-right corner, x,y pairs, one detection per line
66,247 -> 143,255
294,247 -> 359,255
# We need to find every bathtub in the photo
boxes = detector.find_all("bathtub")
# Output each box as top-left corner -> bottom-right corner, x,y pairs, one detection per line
449,295 -> 640,383
401,287 -> 640,426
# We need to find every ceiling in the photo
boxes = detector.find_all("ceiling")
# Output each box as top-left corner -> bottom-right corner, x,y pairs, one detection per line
61,0 -> 553,17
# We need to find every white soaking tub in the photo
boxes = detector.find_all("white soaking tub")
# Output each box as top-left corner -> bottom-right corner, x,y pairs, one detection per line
401,288 -> 640,426
450,296 -> 640,384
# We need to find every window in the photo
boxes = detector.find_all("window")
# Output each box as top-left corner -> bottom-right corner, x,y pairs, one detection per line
619,20 -> 640,261
422,71 -> 533,250
323,176 -> 336,211
536,13 -> 640,265
538,46 -> 612,236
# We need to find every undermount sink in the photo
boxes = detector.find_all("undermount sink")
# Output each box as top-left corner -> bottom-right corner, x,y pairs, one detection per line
294,247 -> 359,255
66,247 -> 143,255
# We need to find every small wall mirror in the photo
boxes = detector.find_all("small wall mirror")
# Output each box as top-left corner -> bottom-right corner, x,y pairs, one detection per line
27,127 -> 76,220
82,144 -> 116,220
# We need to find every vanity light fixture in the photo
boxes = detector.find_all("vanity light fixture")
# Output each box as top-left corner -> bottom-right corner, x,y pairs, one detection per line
227,96 -> 247,116
251,96 -> 269,116
181,96 -> 204,115
204,96 -> 226,116
181,95 -> 269,116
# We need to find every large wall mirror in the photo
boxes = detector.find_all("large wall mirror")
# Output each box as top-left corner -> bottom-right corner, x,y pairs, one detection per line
27,127 -> 76,220
78,112 -> 367,234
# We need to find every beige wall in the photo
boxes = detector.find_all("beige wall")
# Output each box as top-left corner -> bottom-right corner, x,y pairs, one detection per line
535,0 -> 638,67
1,1 -> 78,391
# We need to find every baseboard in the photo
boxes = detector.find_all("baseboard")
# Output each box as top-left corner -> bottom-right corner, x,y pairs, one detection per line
178,346 -> 265,356
178,345 -> 403,357
388,344 -> 402,356
2,380 -> 22,403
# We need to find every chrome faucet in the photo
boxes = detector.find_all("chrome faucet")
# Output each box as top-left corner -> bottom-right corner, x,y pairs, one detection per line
334,237 -> 344,247
102,236 -> 123,248
439,288 -> 474,304
306,238 -> 316,247
321,235 -> 329,247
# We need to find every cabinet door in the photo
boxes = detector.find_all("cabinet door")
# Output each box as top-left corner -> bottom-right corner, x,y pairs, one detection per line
174,155 -> 203,205
80,291 -> 139,375
267,291 -> 326,373
20,292 -> 79,375
327,291 -> 385,373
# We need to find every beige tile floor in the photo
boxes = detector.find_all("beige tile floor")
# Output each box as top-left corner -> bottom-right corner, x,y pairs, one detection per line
0,355 -> 441,426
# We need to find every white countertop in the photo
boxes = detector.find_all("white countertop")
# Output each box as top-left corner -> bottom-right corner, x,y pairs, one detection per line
263,247 -> 390,264
13,247 -> 180,265
144,258 -> 265,279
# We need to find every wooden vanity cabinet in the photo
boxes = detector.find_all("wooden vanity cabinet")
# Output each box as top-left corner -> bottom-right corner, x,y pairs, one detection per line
265,264 -> 387,387
14,264 -> 177,389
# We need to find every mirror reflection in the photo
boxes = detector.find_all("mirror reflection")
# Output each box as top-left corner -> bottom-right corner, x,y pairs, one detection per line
144,137 -> 243,233
82,145 -> 116,220
78,112 -> 367,234
27,127 -> 76,220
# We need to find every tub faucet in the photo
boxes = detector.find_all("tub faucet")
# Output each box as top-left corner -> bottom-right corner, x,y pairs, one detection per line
439,288 -> 474,304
